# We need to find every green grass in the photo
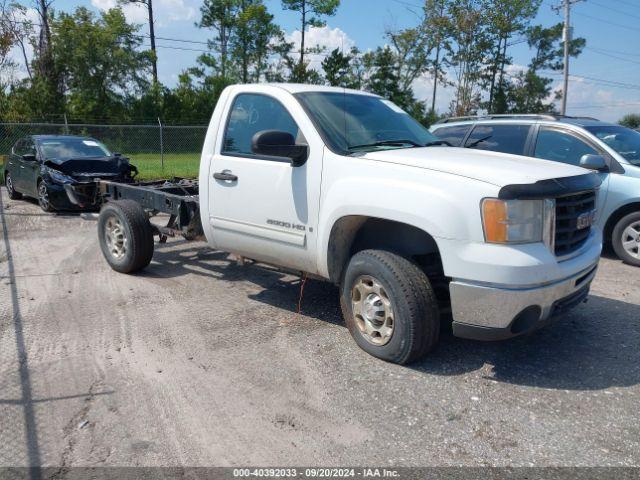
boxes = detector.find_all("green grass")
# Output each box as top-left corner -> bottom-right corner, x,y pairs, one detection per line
127,153 -> 200,180
0,153 -> 200,184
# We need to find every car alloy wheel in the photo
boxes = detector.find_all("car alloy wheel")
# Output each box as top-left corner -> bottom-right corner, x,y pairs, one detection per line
351,275 -> 395,346
104,215 -> 128,260
38,181 -> 51,211
621,221 -> 640,259
6,174 -> 14,195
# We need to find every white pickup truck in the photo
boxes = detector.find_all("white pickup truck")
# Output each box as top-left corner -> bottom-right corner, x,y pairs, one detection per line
69,84 -> 603,364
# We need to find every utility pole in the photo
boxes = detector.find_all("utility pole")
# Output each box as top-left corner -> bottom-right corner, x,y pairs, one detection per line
147,0 -> 158,84
555,0 -> 583,116
123,0 -> 158,84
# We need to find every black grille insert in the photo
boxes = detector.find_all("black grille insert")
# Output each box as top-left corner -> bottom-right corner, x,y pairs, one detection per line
555,191 -> 596,256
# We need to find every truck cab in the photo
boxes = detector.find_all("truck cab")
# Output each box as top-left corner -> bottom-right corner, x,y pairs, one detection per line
195,84 -> 602,363
91,84 -> 603,365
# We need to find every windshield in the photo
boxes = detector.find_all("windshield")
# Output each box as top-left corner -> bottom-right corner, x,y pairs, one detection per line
295,92 -> 438,154
585,125 -> 640,165
39,138 -> 112,160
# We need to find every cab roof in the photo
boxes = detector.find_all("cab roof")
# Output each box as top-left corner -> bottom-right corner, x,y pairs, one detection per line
251,83 -> 379,97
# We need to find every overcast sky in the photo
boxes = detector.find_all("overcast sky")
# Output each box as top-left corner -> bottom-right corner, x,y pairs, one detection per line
11,0 -> 640,122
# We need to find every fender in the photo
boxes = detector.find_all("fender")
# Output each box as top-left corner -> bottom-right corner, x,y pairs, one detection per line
316,162 -> 500,278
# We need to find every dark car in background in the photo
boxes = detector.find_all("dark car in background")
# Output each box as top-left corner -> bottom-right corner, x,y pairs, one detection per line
3,135 -> 137,212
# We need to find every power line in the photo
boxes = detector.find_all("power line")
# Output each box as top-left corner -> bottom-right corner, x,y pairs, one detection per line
570,102 -> 640,109
571,9 -> 640,32
542,71 -> 640,91
389,0 -> 422,14
589,0 -> 640,21
586,46 -> 640,58
585,47 -> 640,66
615,0 -> 640,10
543,0 -> 640,32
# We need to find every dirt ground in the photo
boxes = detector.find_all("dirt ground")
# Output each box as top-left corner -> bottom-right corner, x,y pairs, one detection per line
1,186 -> 639,469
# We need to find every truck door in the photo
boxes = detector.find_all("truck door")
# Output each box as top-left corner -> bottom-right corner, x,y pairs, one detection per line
207,89 -> 323,273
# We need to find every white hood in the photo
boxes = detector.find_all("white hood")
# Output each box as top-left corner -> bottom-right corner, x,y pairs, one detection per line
363,147 -> 591,187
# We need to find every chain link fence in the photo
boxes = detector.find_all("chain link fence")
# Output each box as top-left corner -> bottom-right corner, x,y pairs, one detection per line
0,122 -> 208,181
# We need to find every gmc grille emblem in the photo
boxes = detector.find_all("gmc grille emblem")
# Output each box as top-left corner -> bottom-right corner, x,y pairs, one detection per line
576,211 -> 596,230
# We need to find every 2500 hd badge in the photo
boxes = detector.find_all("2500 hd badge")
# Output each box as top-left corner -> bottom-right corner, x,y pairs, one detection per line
267,219 -> 307,232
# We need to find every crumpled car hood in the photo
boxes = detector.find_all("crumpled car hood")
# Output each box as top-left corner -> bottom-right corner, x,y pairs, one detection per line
44,156 -> 133,177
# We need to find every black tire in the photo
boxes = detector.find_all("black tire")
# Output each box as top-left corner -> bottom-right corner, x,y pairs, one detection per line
612,211 -> 640,267
37,179 -> 54,212
340,249 -> 440,365
98,200 -> 155,273
5,172 -> 22,200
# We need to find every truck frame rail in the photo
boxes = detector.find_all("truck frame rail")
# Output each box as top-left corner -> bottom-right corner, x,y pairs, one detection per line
66,177 -> 202,241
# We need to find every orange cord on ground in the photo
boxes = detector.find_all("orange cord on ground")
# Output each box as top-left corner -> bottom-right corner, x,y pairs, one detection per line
297,273 -> 308,314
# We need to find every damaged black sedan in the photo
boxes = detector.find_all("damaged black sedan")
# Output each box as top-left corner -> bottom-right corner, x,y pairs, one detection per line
4,135 -> 137,212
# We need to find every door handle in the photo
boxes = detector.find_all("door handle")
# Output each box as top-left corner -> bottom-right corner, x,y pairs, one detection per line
213,171 -> 238,182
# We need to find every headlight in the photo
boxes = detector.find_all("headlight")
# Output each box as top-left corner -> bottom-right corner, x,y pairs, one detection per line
47,170 -> 74,184
482,198 -> 555,248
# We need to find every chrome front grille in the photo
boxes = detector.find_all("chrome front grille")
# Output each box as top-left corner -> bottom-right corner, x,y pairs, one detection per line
554,191 -> 597,256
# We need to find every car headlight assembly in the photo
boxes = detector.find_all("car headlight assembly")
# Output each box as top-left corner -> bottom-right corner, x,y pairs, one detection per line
482,198 -> 555,249
46,169 -> 74,184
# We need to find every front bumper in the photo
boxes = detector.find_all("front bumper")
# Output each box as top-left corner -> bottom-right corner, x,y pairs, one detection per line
450,261 -> 598,341
45,182 -> 86,210
63,182 -> 99,209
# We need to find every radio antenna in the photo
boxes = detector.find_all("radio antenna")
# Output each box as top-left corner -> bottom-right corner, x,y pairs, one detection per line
342,37 -> 347,151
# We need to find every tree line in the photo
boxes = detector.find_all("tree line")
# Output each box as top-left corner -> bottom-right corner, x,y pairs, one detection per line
0,0 -> 593,126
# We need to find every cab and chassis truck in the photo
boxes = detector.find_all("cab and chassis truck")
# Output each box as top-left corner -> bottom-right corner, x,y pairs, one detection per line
66,84 -> 603,364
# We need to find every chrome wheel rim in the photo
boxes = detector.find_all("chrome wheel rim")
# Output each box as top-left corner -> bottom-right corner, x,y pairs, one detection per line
38,182 -> 49,210
621,221 -> 640,259
351,275 -> 394,346
104,216 -> 127,260
6,174 -> 14,194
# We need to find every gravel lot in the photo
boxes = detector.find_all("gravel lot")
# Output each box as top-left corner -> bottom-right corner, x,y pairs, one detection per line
1,186 -> 639,469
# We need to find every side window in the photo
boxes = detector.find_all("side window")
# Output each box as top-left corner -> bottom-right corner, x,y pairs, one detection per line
222,94 -> 304,157
534,128 -> 598,166
12,139 -> 25,156
13,138 -> 35,157
23,139 -> 36,157
464,124 -> 530,155
431,125 -> 471,147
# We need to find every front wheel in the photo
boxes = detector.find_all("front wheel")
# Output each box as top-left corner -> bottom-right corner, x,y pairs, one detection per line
340,250 -> 440,365
612,212 -> 640,267
98,200 -> 154,273
5,173 -> 22,200
37,180 -> 54,212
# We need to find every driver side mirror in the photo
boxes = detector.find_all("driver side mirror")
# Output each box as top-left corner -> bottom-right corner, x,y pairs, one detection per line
22,153 -> 37,162
251,130 -> 308,167
580,154 -> 608,172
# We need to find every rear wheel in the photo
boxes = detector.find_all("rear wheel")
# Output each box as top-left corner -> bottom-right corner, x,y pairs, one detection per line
98,200 -> 154,273
37,179 -> 54,212
340,249 -> 440,364
612,211 -> 640,267
5,173 -> 22,200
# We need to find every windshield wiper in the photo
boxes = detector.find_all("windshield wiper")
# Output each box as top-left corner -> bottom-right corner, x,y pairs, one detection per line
347,139 -> 424,151
465,135 -> 492,148
424,140 -> 452,147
